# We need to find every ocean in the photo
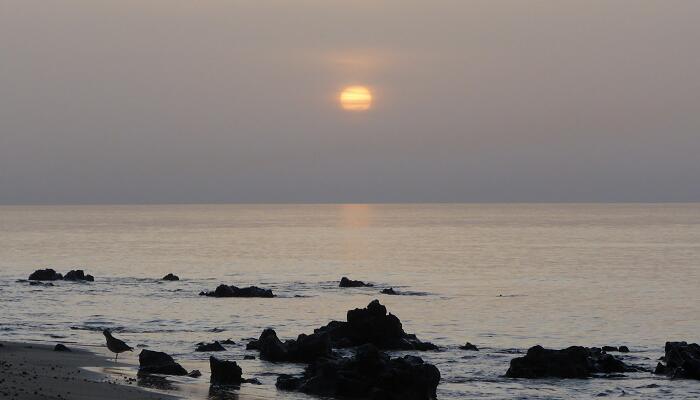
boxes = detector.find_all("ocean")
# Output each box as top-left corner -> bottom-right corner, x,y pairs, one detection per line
1,203 -> 699,399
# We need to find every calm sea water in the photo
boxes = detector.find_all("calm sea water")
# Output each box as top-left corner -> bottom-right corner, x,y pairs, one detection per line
1,204 -> 700,399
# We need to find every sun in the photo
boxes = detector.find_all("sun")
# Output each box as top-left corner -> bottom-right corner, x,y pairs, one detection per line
339,86 -> 372,111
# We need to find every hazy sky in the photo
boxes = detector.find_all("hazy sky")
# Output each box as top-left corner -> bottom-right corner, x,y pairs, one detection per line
1,1 -> 699,203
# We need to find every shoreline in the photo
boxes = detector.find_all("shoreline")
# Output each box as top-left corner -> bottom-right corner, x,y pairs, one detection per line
0,341 -> 178,400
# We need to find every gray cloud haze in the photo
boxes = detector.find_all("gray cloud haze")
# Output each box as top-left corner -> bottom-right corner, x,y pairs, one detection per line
1,1 -> 699,203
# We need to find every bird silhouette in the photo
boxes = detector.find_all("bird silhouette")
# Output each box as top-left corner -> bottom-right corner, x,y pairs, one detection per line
102,329 -> 133,361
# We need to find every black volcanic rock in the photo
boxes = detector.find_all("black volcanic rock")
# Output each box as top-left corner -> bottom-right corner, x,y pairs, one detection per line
195,341 -> 226,352
654,341 -> 700,380
460,342 -> 479,351
209,356 -> 243,385
63,270 -> 94,281
138,349 -> 188,376
199,284 -> 274,298
314,299 -> 438,351
506,345 -> 636,378
28,268 -> 63,281
277,344 -> 440,400
247,328 -> 333,363
339,277 -> 373,288
162,273 -> 180,281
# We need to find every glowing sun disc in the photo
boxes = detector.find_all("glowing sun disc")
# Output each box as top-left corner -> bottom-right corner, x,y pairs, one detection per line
339,86 -> 372,111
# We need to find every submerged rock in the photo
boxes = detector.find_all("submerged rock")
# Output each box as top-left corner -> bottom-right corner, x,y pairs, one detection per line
53,344 -> 71,352
381,287 -> 399,295
314,299 -> 438,351
210,356 -> 243,385
277,344 -> 440,400
162,273 -> 180,281
196,341 -> 226,352
138,349 -> 188,376
187,370 -> 202,378
28,268 -> 63,281
460,342 -> 479,351
29,281 -> 54,287
654,341 -> 700,380
506,345 -> 636,378
339,277 -> 373,288
199,284 -> 274,298
63,270 -> 94,282
601,345 -> 629,353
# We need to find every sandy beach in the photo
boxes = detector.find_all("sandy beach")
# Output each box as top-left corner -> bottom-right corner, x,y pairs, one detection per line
0,341 -> 177,400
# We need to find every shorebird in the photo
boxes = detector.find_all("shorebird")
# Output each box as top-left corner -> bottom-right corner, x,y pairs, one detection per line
102,329 -> 133,361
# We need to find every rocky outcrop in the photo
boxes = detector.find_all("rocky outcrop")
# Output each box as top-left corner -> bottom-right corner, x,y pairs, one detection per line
199,284 -> 274,298
277,344 -> 440,400
314,300 -> 438,351
247,300 -> 437,363
196,341 -> 226,352
162,273 -> 180,281
28,269 -> 63,281
246,328 -> 333,363
460,342 -> 478,351
339,277 -> 373,288
138,350 -> 188,376
210,356 -> 243,385
506,345 -> 636,378
63,270 -> 94,281
654,341 -> 700,380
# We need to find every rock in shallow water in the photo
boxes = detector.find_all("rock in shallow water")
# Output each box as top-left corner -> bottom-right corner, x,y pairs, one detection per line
277,344 -> 440,400
654,341 -> 700,380
196,341 -> 226,352
506,345 -> 637,378
63,269 -> 94,281
199,284 -> 274,298
53,344 -> 70,352
187,370 -> 202,378
247,328 -> 333,363
460,342 -> 479,351
28,268 -> 63,281
138,349 -> 188,376
162,273 -> 180,281
247,300 -> 438,360
339,277 -> 373,288
315,299 -> 439,351
210,356 -> 243,385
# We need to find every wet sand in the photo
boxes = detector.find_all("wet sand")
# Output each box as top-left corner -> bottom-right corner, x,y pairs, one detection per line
0,341 -> 177,400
